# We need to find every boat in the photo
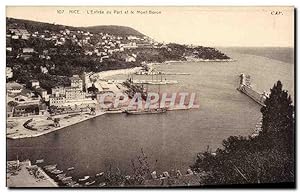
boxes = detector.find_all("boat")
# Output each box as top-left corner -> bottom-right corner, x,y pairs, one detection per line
62,179 -> 73,185
67,167 -> 75,171
56,173 -> 66,180
99,182 -> 106,187
78,176 -> 90,182
71,183 -> 80,187
62,176 -> 72,181
67,181 -> 77,187
51,169 -> 63,175
44,164 -> 57,169
35,159 -> 44,164
125,107 -> 167,115
95,172 -> 104,177
85,181 -> 96,186
44,164 -> 57,171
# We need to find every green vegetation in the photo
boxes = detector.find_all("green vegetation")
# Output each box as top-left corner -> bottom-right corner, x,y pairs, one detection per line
191,81 -> 294,185
83,25 -> 144,37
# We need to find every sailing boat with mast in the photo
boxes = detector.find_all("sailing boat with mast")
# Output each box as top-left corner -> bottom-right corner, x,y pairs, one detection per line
125,72 -> 167,115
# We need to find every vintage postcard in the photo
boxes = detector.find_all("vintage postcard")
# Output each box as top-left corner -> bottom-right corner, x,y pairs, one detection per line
6,6 -> 295,188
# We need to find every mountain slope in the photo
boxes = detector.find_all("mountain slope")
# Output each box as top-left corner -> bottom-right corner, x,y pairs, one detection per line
6,17 -> 144,37
83,25 -> 144,37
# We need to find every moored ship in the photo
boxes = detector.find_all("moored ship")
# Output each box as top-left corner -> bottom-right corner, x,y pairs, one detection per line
125,107 -> 167,115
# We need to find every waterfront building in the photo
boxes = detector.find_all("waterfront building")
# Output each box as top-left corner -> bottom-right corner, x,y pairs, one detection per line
70,75 -> 83,91
13,103 -> 47,117
6,86 -> 48,117
49,94 -> 66,107
65,87 -> 85,100
9,89 -> 40,105
7,82 -> 23,94
52,86 -> 66,96
79,72 -> 93,91
36,87 -> 49,101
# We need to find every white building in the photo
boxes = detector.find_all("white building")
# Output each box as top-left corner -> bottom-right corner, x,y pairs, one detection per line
7,82 -> 23,94
70,75 -> 83,91
22,48 -> 34,53
6,67 -> 13,79
30,80 -> 40,88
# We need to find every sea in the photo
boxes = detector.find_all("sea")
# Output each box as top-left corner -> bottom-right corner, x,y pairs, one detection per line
7,47 -> 294,179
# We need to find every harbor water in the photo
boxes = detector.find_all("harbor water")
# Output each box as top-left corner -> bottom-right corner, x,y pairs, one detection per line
7,47 -> 294,178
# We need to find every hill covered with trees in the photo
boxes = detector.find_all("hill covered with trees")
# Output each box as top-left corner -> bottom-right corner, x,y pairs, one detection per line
83,25 -> 144,37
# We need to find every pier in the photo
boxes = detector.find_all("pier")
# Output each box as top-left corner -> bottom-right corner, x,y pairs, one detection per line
107,79 -> 178,85
7,160 -> 58,187
237,73 -> 268,107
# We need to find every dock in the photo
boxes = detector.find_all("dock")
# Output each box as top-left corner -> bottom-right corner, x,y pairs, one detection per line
237,73 -> 267,107
135,71 -> 190,76
107,79 -> 178,85
7,160 -> 58,187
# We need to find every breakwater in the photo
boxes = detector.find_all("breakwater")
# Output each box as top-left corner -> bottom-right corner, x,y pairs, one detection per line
237,73 -> 268,106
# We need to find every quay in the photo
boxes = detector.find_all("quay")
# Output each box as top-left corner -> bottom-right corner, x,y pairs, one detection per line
135,71 -> 190,76
237,73 -> 268,107
107,79 -> 178,85
7,160 -> 58,187
7,111 -> 106,140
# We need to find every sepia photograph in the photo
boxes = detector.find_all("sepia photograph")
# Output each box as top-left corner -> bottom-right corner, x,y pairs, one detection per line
5,6 -> 295,188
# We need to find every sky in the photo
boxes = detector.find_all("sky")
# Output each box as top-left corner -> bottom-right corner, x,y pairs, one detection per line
6,6 -> 294,47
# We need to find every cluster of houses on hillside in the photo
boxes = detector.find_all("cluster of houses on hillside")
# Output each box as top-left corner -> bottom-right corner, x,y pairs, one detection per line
6,26 -> 164,63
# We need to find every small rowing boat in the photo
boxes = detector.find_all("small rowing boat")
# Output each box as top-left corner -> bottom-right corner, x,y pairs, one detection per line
96,172 -> 104,177
78,176 -> 90,182
67,167 -> 75,171
85,181 -> 96,186
35,159 -> 44,164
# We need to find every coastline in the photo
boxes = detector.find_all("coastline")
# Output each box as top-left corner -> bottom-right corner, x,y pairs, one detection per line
90,58 -> 235,79
164,58 -> 236,63
90,67 -> 142,79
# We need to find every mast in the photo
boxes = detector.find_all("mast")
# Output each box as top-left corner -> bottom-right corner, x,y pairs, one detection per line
151,71 -> 154,82
158,82 -> 161,108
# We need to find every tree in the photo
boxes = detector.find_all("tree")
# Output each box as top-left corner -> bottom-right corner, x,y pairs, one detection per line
8,101 -> 19,108
87,84 -> 99,94
90,107 -> 96,115
260,80 -> 294,153
53,118 -> 60,128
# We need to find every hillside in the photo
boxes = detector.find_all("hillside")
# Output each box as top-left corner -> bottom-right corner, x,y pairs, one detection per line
6,18 -> 144,37
7,18 -> 75,32
83,25 -> 144,37
6,17 -> 230,92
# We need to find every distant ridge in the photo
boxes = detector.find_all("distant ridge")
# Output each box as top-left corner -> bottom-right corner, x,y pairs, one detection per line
83,25 -> 144,37
6,17 -> 145,37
